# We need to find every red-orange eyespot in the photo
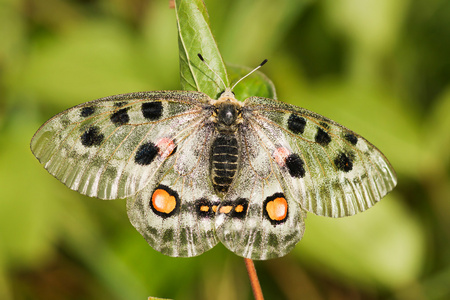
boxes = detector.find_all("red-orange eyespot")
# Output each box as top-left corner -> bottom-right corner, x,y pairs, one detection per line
152,189 -> 176,213
212,205 -> 218,213
150,185 -> 180,218
264,193 -> 289,225
266,198 -> 288,221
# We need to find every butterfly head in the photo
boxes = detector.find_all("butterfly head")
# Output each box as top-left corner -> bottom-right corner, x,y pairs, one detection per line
218,87 -> 235,100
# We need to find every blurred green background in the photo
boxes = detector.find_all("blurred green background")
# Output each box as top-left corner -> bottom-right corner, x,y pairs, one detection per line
1,0 -> 449,299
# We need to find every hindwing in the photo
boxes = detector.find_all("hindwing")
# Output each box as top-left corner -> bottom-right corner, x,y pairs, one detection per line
127,121 -> 220,257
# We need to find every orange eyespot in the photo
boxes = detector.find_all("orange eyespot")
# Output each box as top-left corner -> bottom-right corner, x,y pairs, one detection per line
199,205 -> 210,212
212,205 -> 218,213
219,205 -> 233,214
266,197 -> 288,221
152,189 -> 177,214
235,204 -> 244,213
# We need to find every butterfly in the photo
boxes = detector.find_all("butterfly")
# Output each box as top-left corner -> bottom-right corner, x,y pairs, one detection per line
31,58 -> 397,260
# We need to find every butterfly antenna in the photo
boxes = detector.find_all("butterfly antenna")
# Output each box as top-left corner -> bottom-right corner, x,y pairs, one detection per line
231,59 -> 268,90
198,54 -> 227,90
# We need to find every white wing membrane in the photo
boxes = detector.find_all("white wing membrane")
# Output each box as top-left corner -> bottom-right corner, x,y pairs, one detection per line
31,91 -> 211,199
244,96 -> 397,218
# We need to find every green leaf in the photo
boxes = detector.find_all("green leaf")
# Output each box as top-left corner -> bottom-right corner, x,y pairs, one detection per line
175,0 -> 229,98
227,64 -> 277,100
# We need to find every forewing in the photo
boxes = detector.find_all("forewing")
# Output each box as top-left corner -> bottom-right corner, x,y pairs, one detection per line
31,91 -> 211,199
127,122 -> 220,257
215,124 -> 305,260
243,96 -> 397,218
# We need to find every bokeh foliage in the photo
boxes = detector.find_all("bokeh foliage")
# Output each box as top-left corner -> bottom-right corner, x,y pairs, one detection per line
0,0 -> 449,299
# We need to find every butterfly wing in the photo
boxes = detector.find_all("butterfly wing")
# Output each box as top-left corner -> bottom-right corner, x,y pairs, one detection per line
127,120 -> 220,257
30,91 -> 212,200
215,123 -> 305,260
242,96 -> 397,218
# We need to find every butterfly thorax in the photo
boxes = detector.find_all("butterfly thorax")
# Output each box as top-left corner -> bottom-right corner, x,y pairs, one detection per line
213,89 -> 242,132
210,90 -> 242,195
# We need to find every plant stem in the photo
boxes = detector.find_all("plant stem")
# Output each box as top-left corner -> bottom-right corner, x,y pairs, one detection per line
244,258 -> 264,300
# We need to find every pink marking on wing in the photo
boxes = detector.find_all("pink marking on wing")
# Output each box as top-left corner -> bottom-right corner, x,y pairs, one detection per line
273,147 -> 290,167
156,137 -> 176,159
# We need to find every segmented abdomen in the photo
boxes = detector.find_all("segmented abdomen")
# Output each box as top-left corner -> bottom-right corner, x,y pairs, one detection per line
211,134 -> 239,194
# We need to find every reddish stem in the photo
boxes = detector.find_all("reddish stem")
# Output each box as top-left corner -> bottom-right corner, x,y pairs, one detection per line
244,258 -> 264,300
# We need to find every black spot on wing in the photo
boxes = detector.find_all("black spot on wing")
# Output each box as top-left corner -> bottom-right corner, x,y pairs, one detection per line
110,108 -> 130,126
287,114 -> 306,134
114,101 -> 126,107
344,132 -> 358,145
81,126 -> 104,147
285,153 -> 305,178
80,106 -> 95,118
195,198 -> 219,218
135,142 -> 159,165
217,199 -> 248,219
142,102 -> 163,120
334,152 -> 354,172
231,198 -> 248,219
315,127 -> 331,146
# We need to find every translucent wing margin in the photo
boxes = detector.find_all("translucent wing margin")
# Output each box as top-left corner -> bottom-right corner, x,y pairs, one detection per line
31,91 -> 212,200
243,96 -> 397,218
